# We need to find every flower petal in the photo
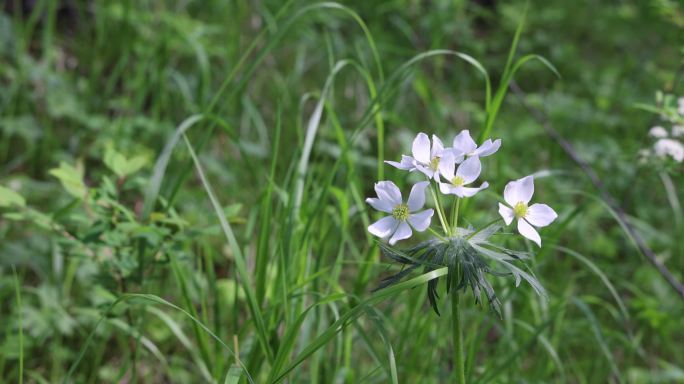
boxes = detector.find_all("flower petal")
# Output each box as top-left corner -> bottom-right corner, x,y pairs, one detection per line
385,155 -> 415,170
375,181 -> 402,206
498,203 -> 514,225
456,156 -> 482,184
408,209 -> 434,231
517,219 -> 541,247
368,216 -> 399,239
526,203 -> 557,227
414,164 -> 436,179
439,182 -> 454,195
504,175 -> 534,206
389,221 -> 412,245
366,197 -> 393,213
453,130 -> 477,155
412,132 -> 431,164
438,151 -> 456,180
452,182 -> 488,198
407,181 -> 429,211
472,139 -> 501,157
431,135 -> 444,158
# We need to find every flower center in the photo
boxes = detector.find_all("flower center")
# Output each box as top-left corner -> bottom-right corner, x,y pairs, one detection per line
429,156 -> 440,171
513,201 -> 528,218
451,176 -> 465,187
391,203 -> 410,221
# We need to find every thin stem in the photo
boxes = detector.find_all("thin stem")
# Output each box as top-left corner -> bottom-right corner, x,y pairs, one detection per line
429,184 -> 450,236
427,227 -> 448,242
451,197 -> 461,233
451,288 -> 465,384
465,217 -> 503,240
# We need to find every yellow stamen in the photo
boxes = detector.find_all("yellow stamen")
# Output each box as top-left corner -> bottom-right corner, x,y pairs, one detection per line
513,201 -> 528,218
391,203 -> 410,221
429,157 -> 440,171
451,176 -> 465,187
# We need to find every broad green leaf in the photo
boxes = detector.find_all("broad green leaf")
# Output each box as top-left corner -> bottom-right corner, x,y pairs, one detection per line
0,186 -> 25,208
49,162 -> 87,199
104,144 -> 148,178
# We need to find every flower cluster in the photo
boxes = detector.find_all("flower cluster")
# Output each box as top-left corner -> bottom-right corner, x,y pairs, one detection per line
640,96 -> 684,164
367,131 -> 556,247
366,131 -> 558,314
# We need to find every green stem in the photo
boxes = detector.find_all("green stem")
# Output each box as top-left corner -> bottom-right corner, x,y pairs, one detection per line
451,197 -> 461,234
429,184 -> 450,236
452,290 -> 466,384
427,227 -> 448,242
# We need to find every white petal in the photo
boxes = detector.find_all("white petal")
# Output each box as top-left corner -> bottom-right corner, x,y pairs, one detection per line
389,221 -> 412,245
517,219 -> 541,247
408,209 -> 433,231
375,181 -> 402,206
472,139 -> 501,157
439,182 -> 454,195
504,175 -> 534,206
456,156 -> 482,184
451,148 -> 466,164
438,151 -> 456,179
453,130 -> 477,155
407,181 -> 429,211
412,132 -> 431,164
385,155 -> 415,170
368,216 -> 399,239
498,203 -> 514,225
452,182 -> 488,198
414,164 -> 436,179
526,203 -> 557,227
366,197 -> 393,213
431,135 -> 444,158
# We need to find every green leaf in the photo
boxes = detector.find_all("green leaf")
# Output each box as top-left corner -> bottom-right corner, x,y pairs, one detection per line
49,162 -> 87,199
104,144 -> 148,178
0,186 -> 26,208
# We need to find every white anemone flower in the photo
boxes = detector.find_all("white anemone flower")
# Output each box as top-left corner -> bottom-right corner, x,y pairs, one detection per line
437,153 -> 489,197
451,130 -> 501,163
498,176 -> 557,247
366,181 -> 434,245
649,126 -> 668,139
385,132 -> 445,180
653,138 -> 684,162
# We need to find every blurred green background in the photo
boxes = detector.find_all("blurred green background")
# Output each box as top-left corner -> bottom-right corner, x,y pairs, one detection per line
1,0 -> 683,382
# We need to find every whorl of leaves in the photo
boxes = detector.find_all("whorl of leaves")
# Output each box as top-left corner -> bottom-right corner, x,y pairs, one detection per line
375,224 -> 547,317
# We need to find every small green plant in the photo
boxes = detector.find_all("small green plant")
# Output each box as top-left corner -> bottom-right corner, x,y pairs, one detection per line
367,131 -> 558,382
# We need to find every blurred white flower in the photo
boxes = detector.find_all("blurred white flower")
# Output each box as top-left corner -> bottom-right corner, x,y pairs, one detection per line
649,126 -> 668,138
437,154 -> 489,197
653,138 -> 684,162
678,97 -> 684,116
672,125 -> 684,138
498,176 -> 557,247
451,130 -> 501,163
385,132 -> 445,180
366,181 -> 434,245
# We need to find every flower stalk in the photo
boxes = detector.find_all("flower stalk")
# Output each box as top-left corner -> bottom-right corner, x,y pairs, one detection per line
452,272 -> 466,384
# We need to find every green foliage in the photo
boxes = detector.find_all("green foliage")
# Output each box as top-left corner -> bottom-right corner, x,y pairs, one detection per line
1,0 -> 683,383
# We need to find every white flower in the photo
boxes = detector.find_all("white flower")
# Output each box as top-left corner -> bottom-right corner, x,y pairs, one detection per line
385,132 -> 445,180
451,130 -> 501,163
649,126 -> 668,139
678,97 -> 684,116
366,181 -> 434,245
498,176 -> 557,247
653,138 -> 684,162
437,154 -> 489,197
672,125 -> 684,138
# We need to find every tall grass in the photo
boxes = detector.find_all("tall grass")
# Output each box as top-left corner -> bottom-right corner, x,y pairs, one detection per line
1,0 -> 683,383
